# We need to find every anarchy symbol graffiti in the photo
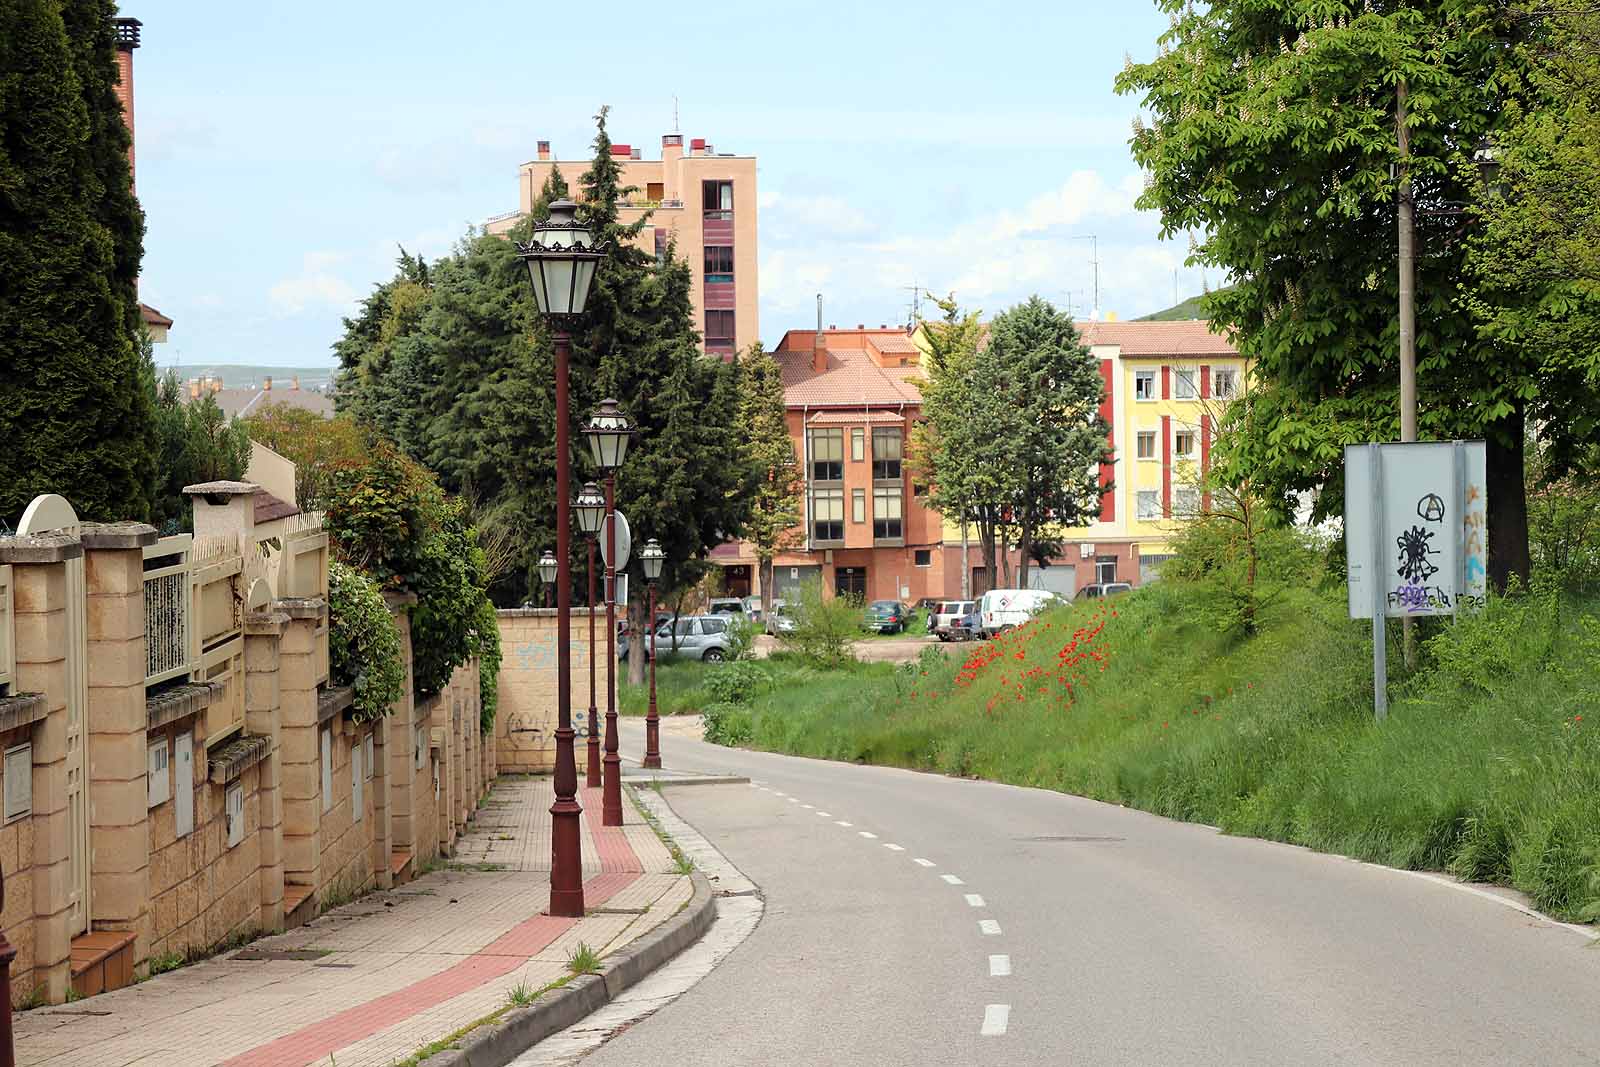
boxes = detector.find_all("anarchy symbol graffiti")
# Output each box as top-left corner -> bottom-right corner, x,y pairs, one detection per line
1416,493 -> 1446,523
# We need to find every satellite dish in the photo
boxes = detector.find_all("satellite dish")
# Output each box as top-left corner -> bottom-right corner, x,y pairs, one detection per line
600,511 -> 632,570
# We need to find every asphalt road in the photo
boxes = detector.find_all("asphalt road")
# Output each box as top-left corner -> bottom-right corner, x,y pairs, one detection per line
591,718 -> 1600,1066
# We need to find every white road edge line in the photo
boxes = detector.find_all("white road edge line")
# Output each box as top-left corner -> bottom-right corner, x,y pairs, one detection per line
981,1004 -> 1010,1036
989,954 -> 1011,977
913,858 -> 935,867
965,894 -> 985,907
979,919 -> 1002,935
941,874 -> 964,885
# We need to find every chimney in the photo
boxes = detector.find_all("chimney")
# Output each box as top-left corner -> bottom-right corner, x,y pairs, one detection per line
611,144 -> 631,158
188,378 -> 199,400
536,140 -> 550,161
112,18 -> 140,189
690,137 -> 706,154
703,143 -> 714,155
263,375 -> 272,391
291,375 -> 300,390
857,323 -> 864,329
630,147 -> 641,160
662,133 -> 683,160
210,377 -> 222,394
812,331 -> 828,374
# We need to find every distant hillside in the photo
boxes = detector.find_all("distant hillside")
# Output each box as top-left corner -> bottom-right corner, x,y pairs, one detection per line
1136,288 -> 1232,321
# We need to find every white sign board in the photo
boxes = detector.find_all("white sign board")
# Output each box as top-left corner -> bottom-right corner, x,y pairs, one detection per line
1345,441 -> 1487,619
600,511 -> 632,570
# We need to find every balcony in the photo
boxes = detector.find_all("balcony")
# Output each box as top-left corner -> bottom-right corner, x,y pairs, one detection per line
620,198 -> 684,211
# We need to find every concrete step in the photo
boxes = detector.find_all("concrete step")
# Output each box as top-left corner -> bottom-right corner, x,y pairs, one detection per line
70,929 -> 136,999
282,883 -> 315,930
390,848 -> 413,884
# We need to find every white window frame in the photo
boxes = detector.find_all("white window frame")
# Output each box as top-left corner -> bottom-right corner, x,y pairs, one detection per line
1174,428 -> 1197,459
225,783 -> 245,849
1175,487 -> 1201,517
1134,369 -> 1156,401
1136,430 -> 1157,460
415,725 -> 427,771
1173,368 -> 1198,400
147,738 -> 169,808
1212,367 -> 1238,400
4,743 -> 32,823
1136,490 -> 1161,521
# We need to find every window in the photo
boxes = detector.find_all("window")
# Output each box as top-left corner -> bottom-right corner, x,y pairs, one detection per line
850,427 -> 865,462
702,180 -> 733,218
702,617 -> 728,634
4,744 -> 31,823
415,725 -> 427,771
871,428 -> 903,481
352,740 -> 364,823
812,488 -> 844,542
147,739 -> 169,808
1175,430 -> 1196,458
653,227 -> 667,264
1175,487 -> 1201,517
873,486 -> 904,540
225,784 -> 245,849
1174,368 -> 1198,399
364,734 -> 375,781
914,549 -> 932,567
851,488 -> 866,524
646,181 -> 664,201
1096,556 -> 1118,584
1136,431 -> 1157,460
1213,367 -> 1238,399
808,428 -> 843,482
1135,369 -> 1156,400
321,727 -> 334,813
704,245 -> 734,282
1136,490 -> 1161,520
706,310 -> 735,345
1140,553 -> 1176,584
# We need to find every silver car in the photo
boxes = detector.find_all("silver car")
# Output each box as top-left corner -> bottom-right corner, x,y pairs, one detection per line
931,600 -> 976,641
654,615 -> 735,662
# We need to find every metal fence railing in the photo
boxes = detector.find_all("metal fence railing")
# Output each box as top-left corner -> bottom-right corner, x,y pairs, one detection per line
143,534 -> 193,687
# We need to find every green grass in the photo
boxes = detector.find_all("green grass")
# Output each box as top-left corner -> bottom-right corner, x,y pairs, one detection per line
566,942 -> 602,975
719,580 -> 1600,922
620,658 -> 715,716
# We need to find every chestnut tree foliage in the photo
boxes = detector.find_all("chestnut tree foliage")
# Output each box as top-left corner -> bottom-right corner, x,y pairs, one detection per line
1114,0 -> 1600,591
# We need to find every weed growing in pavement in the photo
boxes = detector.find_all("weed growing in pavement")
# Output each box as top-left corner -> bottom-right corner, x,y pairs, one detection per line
505,981 -> 536,1007
566,943 -> 601,975
147,951 -> 184,976
628,785 -> 697,876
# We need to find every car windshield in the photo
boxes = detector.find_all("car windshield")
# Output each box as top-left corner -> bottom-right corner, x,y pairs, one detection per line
869,601 -> 898,611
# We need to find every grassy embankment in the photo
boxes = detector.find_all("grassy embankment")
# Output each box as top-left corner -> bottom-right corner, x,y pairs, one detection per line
689,581 -> 1600,921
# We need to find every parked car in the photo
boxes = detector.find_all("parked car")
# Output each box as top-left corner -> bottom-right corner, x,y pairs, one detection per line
1075,582 -> 1133,601
948,608 -> 984,641
740,595 -> 766,623
763,598 -> 795,636
653,614 -> 736,662
707,597 -> 745,618
978,588 -> 1062,636
864,600 -> 911,634
930,600 -> 977,641
914,597 -> 942,611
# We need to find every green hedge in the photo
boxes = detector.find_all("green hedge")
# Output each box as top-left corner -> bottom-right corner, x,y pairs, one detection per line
328,559 -> 405,722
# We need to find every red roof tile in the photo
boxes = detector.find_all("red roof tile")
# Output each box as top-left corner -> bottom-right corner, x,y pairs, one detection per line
1075,319 -> 1238,356
776,347 -> 921,408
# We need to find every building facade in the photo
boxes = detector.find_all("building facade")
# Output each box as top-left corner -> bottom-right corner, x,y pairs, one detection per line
712,319 -> 1244,605
489,134 -> 757,358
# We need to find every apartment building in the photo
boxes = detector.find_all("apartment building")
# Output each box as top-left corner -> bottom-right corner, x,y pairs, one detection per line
488,133 -> 757,358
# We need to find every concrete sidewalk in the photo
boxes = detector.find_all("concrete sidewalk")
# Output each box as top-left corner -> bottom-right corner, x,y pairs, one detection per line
15,777 -> 688,1067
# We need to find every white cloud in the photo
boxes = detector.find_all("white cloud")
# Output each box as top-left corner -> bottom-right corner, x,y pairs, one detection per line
269,252 -> 358,315
760,191 -> 878,241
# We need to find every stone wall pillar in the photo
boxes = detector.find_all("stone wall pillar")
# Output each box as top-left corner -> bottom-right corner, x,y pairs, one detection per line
384,593 -> 416,859
1,536 -> 79,1004
278,613 -> 321,893
81,523 -> 158,961
372,715 -> 392,890
244,608 -> 287,931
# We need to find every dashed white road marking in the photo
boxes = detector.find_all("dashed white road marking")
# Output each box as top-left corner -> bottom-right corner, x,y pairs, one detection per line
965,894 -> 985,907
883,843 -> 905,851
835,820 -> 853,827
858,831 -> 878,839
941,874 -> 964,885
981,1004 -> 1010,1036
979,919 -> 1002,936
913,858 -> 935,867
772,791 -> 786,797
989,954 -> 1011,977
815,811 -> 832,818
787,797 -> 800,803
801,803 -> 814,809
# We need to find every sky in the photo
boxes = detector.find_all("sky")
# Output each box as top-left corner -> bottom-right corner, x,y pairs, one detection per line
132,0 -> 1201,370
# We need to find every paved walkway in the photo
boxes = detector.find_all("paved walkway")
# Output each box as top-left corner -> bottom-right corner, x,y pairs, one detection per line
16,777 -> 687,1067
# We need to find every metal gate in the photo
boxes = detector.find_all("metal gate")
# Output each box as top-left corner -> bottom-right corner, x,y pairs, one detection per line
19,495 -> 90,936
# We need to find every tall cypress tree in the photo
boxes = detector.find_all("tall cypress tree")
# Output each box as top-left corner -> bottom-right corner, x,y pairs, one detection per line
0,0 -> 154,524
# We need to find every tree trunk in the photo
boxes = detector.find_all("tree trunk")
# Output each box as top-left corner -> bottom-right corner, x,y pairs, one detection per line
999,528 -> 1013,588
627,598 -> 646,686
760,557 -> 774,613
1016,515 -> 1033,590
1486,402 -> 1532,594
978,516 -> 997,596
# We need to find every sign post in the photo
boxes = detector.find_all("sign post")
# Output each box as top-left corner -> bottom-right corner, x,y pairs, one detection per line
1345,441 -> 1487,720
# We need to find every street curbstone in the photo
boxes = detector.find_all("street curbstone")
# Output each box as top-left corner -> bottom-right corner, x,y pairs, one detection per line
422,870 -> 716,1067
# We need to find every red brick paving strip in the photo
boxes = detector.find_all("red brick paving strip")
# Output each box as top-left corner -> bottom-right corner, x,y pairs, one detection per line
222,802 -> 644,1067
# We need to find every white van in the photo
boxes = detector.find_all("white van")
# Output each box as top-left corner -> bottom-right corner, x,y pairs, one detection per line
978,588 -> 1061,635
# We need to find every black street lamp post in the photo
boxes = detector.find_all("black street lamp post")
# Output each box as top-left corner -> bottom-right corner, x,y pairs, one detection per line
517,198 -> 605,918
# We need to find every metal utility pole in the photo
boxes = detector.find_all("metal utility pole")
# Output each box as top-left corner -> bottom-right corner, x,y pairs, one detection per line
1075,235 -> 1100,317
1397,80 -> 1418,668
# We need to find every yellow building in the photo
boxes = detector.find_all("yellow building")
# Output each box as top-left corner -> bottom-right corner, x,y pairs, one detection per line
487,133 -> 758,359
917,319 -> 1245,595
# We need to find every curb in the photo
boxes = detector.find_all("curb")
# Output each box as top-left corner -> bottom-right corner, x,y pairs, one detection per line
423,869 -> 716,1066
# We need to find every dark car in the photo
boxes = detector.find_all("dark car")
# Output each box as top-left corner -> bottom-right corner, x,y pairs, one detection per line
864,600 -> 910,634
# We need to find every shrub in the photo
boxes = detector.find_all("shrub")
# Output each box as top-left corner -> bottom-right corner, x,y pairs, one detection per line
704,661 -> 768,705
702,702 -> 753,746
778,580 -> 859,667
723,617 -> 759,661
328,560 -> 405,722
